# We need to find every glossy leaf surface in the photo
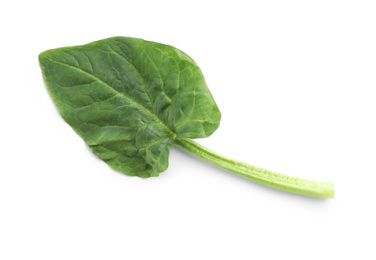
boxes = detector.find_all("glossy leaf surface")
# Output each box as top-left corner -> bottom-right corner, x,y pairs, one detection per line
40,37 -> 221,177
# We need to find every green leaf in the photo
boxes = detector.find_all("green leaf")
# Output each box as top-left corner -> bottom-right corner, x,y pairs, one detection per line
39,37 -> 221,177
40,36 -> 334,198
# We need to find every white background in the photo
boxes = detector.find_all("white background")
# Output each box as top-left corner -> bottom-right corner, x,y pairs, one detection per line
1,1 -> 375,259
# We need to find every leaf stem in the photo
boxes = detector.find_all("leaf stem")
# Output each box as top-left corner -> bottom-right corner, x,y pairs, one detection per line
175,138 -> 334,199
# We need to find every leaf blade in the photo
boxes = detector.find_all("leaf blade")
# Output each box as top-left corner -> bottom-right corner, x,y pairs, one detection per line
40,36 -> 221,177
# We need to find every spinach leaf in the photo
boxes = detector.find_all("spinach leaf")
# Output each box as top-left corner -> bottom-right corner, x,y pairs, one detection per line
39,37 -> 334,198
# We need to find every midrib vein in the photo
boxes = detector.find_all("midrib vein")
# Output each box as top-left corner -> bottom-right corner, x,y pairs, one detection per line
46,57 -> 174,137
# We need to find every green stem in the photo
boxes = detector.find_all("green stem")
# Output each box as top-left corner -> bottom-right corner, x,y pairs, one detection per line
175,138 -> 334,199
